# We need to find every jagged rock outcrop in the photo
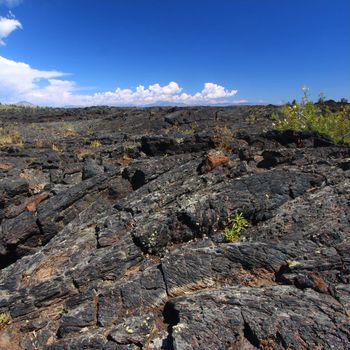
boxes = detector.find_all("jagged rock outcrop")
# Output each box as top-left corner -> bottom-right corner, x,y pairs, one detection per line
0,105 -> 349,349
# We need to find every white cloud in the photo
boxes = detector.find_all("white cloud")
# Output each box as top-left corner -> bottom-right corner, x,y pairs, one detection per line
0,55 -> 242,106
0,14 -> 21,45
0,0 -> 23,8
0,56 -> 65,99
200,83 -> 237,98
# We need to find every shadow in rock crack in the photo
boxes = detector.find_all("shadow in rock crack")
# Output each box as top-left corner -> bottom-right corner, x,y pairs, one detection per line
0,248 -> 20,269
243,321 -> 260,348
161,301 -> 180,350
130,170 -> 146,190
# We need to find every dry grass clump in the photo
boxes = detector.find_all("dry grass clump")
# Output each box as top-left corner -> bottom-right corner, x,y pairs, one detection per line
76,148 -> 96,160
0,126 -> 23,146
165,122 -> 199,135
51,143 -> 62,152
213,125 -> 234,153
35,139 -> 52,148
90,140 -> 102,148
61,122 -> 77,137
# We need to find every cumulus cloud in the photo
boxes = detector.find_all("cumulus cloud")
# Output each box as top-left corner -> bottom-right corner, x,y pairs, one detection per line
0,14 -> 21,45
0,0 -> 23,8
200,83 -> 237,98
0,55 -> 242,106
0,56 -> 65,100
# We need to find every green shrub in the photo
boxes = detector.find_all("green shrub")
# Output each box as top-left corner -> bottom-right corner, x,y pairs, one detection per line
272,87 -> 350,144
223,213 -> 249,242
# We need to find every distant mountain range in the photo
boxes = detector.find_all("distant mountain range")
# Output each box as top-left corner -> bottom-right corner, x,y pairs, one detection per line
14,101 -> 37,107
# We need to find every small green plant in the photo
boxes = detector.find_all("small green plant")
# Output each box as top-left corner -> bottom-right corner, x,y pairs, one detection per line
272,87 -> 350,144
246,114 -> 257,122
223,213 -> 249,242
87,126 -> 94,136
90,140 -> 102,148
62,122 -> 76,137
51,143 -> 62,152
318,91 -> 326,104
122,152 -> 132,161
57,306 -> 67,318
0,312 -> 11,326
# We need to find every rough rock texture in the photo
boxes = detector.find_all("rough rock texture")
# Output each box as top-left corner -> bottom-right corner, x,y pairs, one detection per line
0,105 -> 349,349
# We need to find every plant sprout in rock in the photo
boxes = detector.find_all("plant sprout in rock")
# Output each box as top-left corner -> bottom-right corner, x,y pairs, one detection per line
52,143 -> 61,152
57,306 -> 67,318
272,87 -> 350,144
223,212 -> 249,242
123,152 -> 132,161
0,312 -> 11,326
90,140 -> 102,148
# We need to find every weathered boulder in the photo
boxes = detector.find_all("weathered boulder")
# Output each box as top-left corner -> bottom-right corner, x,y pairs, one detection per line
82,158 -> 104,180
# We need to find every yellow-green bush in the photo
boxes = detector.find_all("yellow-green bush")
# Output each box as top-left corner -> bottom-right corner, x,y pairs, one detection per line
273,88 -> 350,144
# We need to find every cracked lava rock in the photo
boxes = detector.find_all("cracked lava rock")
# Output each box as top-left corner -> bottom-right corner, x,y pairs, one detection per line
0,104 -> 349,349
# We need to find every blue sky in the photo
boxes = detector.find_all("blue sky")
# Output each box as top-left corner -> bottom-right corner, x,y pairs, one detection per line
0,0 -> 349,106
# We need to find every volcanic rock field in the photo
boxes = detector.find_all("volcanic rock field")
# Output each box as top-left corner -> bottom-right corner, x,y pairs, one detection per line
0,105 -> 349,349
